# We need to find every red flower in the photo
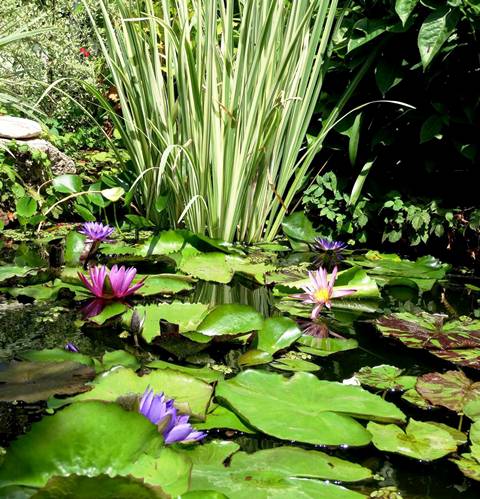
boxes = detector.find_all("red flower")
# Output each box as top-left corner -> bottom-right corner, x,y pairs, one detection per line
79,47 -> 91,58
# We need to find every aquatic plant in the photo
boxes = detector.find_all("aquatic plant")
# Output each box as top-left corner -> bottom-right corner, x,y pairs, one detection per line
312,237 -> 347,268
139,387 -> 206,444
293,267 -> 355,319
64,342 -> 79,353
78,265 -> 145,299
78,222 -> 114,242
83,0 -> 373,242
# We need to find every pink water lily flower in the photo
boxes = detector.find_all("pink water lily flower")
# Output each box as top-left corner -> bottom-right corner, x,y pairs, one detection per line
293,266 -> 356,319
78,264 -> 145,299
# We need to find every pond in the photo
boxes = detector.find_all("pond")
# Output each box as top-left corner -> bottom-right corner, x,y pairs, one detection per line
0,226 -> 480,498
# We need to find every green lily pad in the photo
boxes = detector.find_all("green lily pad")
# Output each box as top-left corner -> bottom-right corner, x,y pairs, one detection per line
89,302 -> 128,325
225,255 -> 276,284
297,336 -> 358,357
147,360 -> 223,383
184,440 -> 369,499
0,282 -> 63,301
0,361 -> 95,402
237,349 -> 273,367
123,303 -> 210,342
216,370 -> 405,446
19,348 -> 95,368
101,350 -> 140,372
376,313 -> 480,369
451,454 -> 480,482
179,253 -> 234,283
255,317 -> 302,355
137,275 -> 194,296
271,357 -> 321,372
30,475 -> 168,499
0,401 -> 189,495
0,265 -> 37,284
197,304 -> 264,337
416,370 -> 480,414
401,389 -> 435,410
367,419 -> 457,461
49,367 -> 212,419
346,253 -> 450,291
140,231 -> 186,256
465,399 -> 480,421
354,365 -> 416,392
195,405 -> 256,434
425,421 -> 467,445
64,231 -> 86,266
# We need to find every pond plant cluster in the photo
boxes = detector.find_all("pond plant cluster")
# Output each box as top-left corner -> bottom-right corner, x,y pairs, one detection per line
1,0 -> 480,498
0,219 -> 479,499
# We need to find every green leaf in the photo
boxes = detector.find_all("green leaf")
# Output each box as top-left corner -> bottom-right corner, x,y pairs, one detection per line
281,212 -> 318,243
89,302 -> 128,325
184,442 -> 369,499
195,405 -> 256,434
52,174 -> 83,194
271,357 -> 321,372
297,336 -> 358,357
420,115 -> 443,143
30,475 -> 168,499
255,317 -> 302,355
347,113 -> 362,166
0,401 -> 187,494
367,419 -> 457,461
395,0 -> 420,25
137,275 -> 194,296
418,7 -> 460,68
49,367 -> 213,419
197,304 -> 264,337
349,161 -> 375,207
355,365 -> 417,392
238,349 -> 274,367
0,361 -> 95,402
15,197 -> 37,217
140,231 -> 185,256
64,231 -> 86,266
101,350 -> 140,372
101,187 -> 124,201
179,253 -> 234,283
147,360 -> 223,383
216,370 -> 405,446
416,370 -> 480,413
0,265 -> 36,284
348,18 -> 394,52
19,348 -> 94,368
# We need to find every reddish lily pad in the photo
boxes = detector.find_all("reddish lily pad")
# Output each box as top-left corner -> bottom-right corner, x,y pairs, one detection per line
355,365 -> 416,392
375,312 -> 480,369
416,370 -> 480,414
0,361 -> 95,402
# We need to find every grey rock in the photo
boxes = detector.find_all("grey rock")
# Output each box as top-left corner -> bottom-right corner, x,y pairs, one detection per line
0,116 -> 42,140
0,137 -> 76,183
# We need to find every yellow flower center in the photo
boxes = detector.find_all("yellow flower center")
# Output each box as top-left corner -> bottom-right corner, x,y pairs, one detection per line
313,288 -> 330,303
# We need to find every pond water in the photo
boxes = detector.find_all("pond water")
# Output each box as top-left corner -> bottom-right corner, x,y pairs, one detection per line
1,230 -> 480,499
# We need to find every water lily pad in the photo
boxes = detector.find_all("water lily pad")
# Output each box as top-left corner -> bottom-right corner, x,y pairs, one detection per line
216,370 -> 405,446
416,370 -> 480,413
376,313 -> 480,369
137,275 -> 194,296
0,401 -> 188,495
238,349 -> 273,367
184,441 -> 369,499
367,419 -> 457,461
0,265 -> 37,284
271,357 -> 321,372
89,302 -> 128,325
297,336 -> 358,357
147,360 -> 223,383
451,454 -> 480,482
354,365 -> 416,392
195,405 -> 256,434
179,253 -> 234,283
0,361 -> 95,402
255,317 -> 302,355
425,421 -> 467,445
401,389 -> 435,410
225,255 -> 276,284
197,304 -> 264,337
31,475 -> 168,499
101,350 -> 140,371
49,367 -> 212,419
19,348 -> 94,368
124,303 -> 210,342
346,253 -> 450,291
140,231 -> 186,256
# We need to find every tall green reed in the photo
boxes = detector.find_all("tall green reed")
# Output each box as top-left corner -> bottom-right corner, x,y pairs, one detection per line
86,0 -> 365,242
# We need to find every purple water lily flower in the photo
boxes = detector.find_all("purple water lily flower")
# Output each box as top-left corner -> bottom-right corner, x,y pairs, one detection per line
78,264 -> 145,299
64,342 -> 79,353
139,387 -> 206,444
313,238 -> 348,253
293,266 -> 356,319
78,222 -> 114,242
80,298 -> 107,319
